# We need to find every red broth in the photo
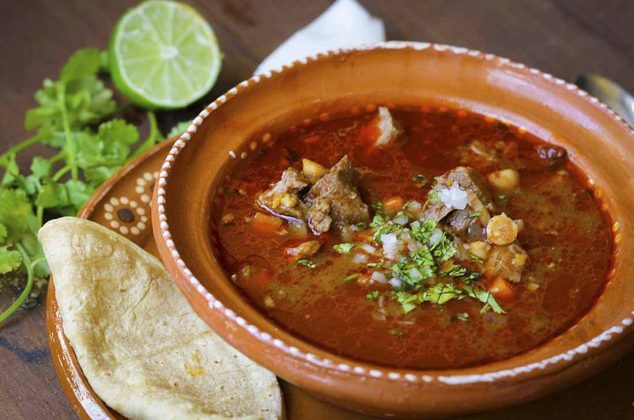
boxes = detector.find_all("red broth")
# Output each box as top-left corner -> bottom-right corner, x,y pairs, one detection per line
211,106 -> 612,369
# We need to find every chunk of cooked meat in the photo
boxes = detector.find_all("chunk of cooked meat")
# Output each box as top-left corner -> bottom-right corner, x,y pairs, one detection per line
286,240 -> 321,258
421,167 -> 497,242
305,155 -> 370,234
422,167 -> 495,221
257,167 -> 309,220
374,107 -> 401,146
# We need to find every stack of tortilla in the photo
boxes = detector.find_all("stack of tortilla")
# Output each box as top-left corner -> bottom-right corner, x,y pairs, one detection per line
40,217 -> 282,419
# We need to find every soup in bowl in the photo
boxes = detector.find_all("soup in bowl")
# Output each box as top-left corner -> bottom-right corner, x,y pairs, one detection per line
153,43 -> 634,417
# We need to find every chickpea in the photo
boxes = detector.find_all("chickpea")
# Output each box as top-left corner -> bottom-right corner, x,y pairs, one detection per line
302,158 -> 329,182
487,213 -> 518,245
487,168 -> 520,191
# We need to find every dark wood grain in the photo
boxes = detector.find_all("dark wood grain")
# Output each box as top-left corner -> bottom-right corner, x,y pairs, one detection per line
0,1 -> 632,419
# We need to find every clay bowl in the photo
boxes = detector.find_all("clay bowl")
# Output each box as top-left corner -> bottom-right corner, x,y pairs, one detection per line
153,42 -> 634,418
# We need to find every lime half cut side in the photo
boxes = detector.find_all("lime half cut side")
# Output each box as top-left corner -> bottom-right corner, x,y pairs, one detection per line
109,0 -> 222,109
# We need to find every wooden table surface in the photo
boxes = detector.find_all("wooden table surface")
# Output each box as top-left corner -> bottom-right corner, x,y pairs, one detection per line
1,1 -> 633,419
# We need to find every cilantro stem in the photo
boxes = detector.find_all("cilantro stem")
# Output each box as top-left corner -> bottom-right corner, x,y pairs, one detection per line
36,206 -> 44,228
57,83 -> 79,180
52,165 -> 71,182
0,243 -> 35,325
0,135 -> 40,166
131,111 -> 161,159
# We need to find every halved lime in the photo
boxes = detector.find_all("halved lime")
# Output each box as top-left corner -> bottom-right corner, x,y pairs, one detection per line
109,0 -> 222,109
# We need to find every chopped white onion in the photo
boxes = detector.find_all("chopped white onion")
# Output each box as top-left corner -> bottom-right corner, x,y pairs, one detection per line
429,229 -> 443,246
389,277 -> 402,289
439,184 -> 468,210
393,213 -> 409,225
371,271 -> 388,284
361,243 -> 377,254
352,253 -> 369,264
407,239 -> 422,252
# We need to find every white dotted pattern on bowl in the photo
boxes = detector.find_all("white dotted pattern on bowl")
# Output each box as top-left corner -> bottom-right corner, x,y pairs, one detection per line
103,171 -> 157,237
155,42 -> 634,385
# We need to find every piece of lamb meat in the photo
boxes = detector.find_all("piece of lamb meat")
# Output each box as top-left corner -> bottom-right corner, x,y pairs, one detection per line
257,167 -> 309,220
421,167 -> 496,241
305,155 -> 370,234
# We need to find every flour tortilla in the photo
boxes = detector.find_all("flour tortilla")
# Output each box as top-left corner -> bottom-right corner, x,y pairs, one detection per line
40,217 -> 282,420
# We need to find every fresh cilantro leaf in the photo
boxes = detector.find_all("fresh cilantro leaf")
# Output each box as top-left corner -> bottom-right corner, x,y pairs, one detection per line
468,211 -> 482,219
65,179 -> 93,210
0,223 -> 7,242
35,183 -> 69,209
333,243 -> 354,254
30,157 -> 52,180
366,291 -> 380,300
0,246 -> 22,275
0,189 -> 33,242
60,48 -> 104,82
297,259 -> 317,269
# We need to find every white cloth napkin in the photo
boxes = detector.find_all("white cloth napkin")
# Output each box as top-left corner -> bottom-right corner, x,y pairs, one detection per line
254,0 -> 385,75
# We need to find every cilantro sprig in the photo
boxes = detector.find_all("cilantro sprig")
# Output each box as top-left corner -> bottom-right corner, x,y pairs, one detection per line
0,48 -> 184,323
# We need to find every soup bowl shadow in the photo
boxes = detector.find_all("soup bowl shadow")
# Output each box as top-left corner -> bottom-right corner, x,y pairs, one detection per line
152,42 -> 634,418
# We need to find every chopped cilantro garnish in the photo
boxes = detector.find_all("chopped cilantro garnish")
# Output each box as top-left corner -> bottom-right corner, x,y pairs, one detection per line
369,213 -> 386,228
297,259 -> 317,269
456,312 -> 469,321
498,194 -> 507,201
428,190 -> 441,204
430,231 -> 455,261
355,221 -> 368,229
342,273 -> 359,283
464,285 -> 505,314
469,253 -> 485,263
367,260 -> 385,268
372,223 -> 400,242
366,291 -> 380,301
409,219 -> 437,243
468,211 -> 482,219
393,291 -> 420,313
333,243 -> 354,254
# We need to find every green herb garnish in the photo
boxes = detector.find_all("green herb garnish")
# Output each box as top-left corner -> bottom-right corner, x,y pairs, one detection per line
468,211 -> 482,219
297,259 -> 317,269
333,243 -> 354,254
342,273 -> 359,283
428,190 -> 441,204
0,48 -> 188,323
366,291 -> 380,300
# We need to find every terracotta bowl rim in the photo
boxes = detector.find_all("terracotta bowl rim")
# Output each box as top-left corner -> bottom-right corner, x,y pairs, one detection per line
154,41 -> 634,386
